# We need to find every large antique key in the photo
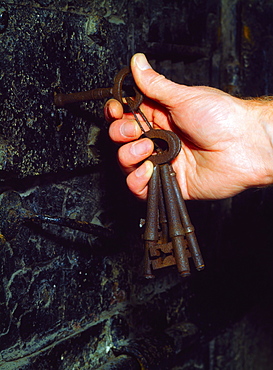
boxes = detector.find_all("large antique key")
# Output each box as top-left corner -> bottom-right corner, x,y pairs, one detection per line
140,128 -> 204,278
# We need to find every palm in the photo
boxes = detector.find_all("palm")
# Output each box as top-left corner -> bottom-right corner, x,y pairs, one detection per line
142,86 -> 258,199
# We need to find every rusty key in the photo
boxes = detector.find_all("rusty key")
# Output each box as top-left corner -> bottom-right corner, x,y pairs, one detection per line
140,127 -> 204,277
54,66 -> 143,109
169,165 -> 204,271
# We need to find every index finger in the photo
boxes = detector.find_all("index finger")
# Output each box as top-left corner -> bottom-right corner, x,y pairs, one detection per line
104,99 -> 124,122
109,119 -> 142,143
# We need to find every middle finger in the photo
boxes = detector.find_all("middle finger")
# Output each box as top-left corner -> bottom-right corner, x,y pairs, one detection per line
109,119 -> 142,143
118,138 -> 154,174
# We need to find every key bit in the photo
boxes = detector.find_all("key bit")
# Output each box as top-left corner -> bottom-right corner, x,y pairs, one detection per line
149,242 -> 177,270
54,66 -> 143,110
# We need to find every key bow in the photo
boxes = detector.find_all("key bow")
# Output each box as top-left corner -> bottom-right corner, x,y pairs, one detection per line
142,129 -> 181,165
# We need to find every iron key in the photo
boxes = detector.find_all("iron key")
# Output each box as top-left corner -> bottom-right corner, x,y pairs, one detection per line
54,66 -> 143,110
140,128 -> 204,277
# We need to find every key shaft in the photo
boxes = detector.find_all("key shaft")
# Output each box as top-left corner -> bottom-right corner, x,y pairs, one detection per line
143,165 -> 160,278
54,66 -> 143,110
160,163 -> 190,277
169,165 -> 204,271
54,87 -> 113,107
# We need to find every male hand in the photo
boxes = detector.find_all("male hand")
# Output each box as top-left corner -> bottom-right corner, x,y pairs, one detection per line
105,53 -> 273,200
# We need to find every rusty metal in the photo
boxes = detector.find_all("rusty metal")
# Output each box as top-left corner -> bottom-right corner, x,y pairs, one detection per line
142,164 -> 160,279
169,165 -> 204,271
158,178 -> 168,244
0,191 -> 114,241
141,129 -> 181,165
139,128 -> 204,278
160,163 -> 190,276
54,66 -> 143,110
30,213 -> 113,238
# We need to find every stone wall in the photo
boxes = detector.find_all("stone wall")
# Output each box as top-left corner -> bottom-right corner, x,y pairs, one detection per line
1,1 -> 273,369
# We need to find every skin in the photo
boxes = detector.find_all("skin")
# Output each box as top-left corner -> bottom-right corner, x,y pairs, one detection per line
104,53 -> 273,201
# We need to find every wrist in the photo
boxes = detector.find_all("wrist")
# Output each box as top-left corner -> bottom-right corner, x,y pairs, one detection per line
250,98 -> 273,187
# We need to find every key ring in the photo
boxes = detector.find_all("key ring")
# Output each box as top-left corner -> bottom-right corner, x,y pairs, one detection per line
141,129 -> 182,165
112,66 -> 144,111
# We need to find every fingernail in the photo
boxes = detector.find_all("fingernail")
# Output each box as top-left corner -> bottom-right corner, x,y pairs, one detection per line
135,162 -> 149,178
135,53 -> 152,71
131,139 -> 151,156
120,121 -> 137,138
104,102 -> 113,121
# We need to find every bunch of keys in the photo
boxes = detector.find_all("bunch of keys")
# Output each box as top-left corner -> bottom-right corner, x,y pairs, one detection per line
54,66 -> 205,278
125,97 -> 204,278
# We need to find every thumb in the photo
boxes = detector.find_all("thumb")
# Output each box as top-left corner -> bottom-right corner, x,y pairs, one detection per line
131,53 -> 180,107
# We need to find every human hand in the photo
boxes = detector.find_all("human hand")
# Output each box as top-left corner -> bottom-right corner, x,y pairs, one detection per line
104,53 -> 273,200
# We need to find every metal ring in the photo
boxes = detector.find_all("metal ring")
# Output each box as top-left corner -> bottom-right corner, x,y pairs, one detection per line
112,66 -> 143,110
142,129 -> 181,165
